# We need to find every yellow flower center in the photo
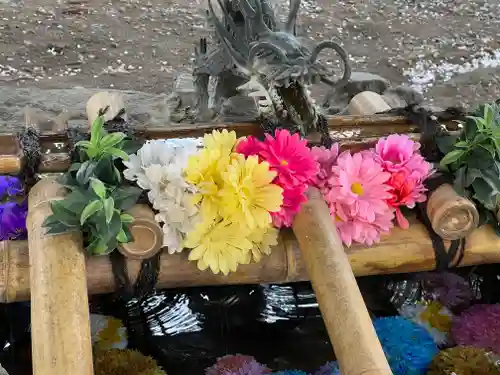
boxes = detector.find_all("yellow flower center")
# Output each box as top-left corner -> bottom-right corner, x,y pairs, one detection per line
280,159 -> 288,166
335,214 -> 343,222
351,182 -> 364,196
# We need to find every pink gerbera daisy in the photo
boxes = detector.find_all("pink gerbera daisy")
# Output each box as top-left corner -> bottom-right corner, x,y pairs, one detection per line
271,185 -> 308,228
310,143 -> 340,189
374,134 -> 432,177
331,201 -> 394,247
235,135 -> 264,157
327,151 -> 393,222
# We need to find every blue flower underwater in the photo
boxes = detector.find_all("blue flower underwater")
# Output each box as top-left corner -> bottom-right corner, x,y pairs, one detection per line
271,371 -> 309,375
314,361 -> 340,375
0,176 -> 27,240
374,316 -> 438,375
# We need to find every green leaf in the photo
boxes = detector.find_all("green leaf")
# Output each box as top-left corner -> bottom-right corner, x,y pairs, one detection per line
472,179 -> 496,210
484,103 -> 494,126
68,162 -> 82,172
103,197 -> 115,224
479,142 -> 496,157
465,148 -> 494,169
113,166 -> 122,184
455,141 -> 469,148
49,201 -> 80,226
436,134 -> 460,154
479,168 -> 500,195
86,237 -> 111,256
464,168 -> 482,187
76,160 -> 97,186
75,140 -> 92,150
80,200 -> 103,225
472,132 -> 489,145
440,149 -> 466,167
107,147 -> 129,161
90,116 -> 105,145
90,178 -> 107,200
120,213 -> 134,223
100,132 -> 127,149
116,228 -> 128,243
111,186 -> 142,210
466,115 -> 487,131
464,118 -> 478,141
120,139 -> 142,155
453,167 -> 467,194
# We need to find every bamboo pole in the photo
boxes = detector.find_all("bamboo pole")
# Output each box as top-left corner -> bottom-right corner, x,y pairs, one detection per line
27,178 -> 93,375
3,217 -> 500,303
292,188 -> 392,375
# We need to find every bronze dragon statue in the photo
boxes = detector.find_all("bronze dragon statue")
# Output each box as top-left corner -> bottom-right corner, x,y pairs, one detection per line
192,0 -> 352,136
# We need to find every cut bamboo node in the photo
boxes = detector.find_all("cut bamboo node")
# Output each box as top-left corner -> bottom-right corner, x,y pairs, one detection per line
86,91 -> 127,127
426,183 -> 479,240
117,204 -> 164,260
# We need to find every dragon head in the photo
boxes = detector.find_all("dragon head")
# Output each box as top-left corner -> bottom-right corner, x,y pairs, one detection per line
207,0 -> 351,134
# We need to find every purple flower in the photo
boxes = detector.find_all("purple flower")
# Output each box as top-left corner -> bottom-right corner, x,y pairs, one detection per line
452,304 -> 500,354
206,355 -> 271,375
0,201 -> 28,240
314,362 -> 340,375
0,176 -> 23,199
418,271 -> 473,312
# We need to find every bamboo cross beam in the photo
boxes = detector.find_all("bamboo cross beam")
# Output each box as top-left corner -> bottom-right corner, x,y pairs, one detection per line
0,114 -> 419,175
292,188 -> 392,375
2,218 -> 500,303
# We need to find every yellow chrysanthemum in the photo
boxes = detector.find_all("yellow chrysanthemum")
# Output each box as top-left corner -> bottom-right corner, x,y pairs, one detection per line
184,219 -> 253,275
203,129 -> 237,156
219,154 -> 283,229
246,226 -> 279,262
184,130 -> 239,221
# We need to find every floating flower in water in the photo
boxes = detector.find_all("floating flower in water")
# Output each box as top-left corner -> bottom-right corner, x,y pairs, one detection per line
184,219 -> 253,275
0,176 -> 27,241
93,348 -> 166,375
206,354 -> 270,375
427,346 -> 500,375
374,316 -> 438,375
218,155 -> 283,230
452,304 -> 500,354
399,301 -> 453,346
90,314 -> 128,351
327,151 -> 393,222
418,271 -> 473,313
314,361 -> 340,375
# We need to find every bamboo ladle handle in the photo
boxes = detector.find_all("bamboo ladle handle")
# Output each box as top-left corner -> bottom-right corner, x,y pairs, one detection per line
292,187 -> 392,375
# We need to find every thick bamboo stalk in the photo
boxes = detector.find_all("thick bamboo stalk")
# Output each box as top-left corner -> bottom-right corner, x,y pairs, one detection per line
27,178 -> 93,375
292,188 -> 392,375
3,214 -> 500,303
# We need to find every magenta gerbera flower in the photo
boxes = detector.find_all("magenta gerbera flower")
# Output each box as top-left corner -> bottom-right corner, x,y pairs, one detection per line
271,185 -> 308,228
327,151 -> 393,222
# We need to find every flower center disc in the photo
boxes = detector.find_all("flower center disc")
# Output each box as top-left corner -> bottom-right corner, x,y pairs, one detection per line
351,182 -> 364,196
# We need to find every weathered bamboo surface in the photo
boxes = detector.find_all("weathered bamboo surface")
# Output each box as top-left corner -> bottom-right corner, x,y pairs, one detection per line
293,188 -> 392,375
0,114 -> 420,174
27,178 -> 93,375
2,218 -> 500,303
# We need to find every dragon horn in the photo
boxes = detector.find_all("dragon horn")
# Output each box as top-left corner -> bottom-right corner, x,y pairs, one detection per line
310,40 -> 351,87
249,41 -> 288,64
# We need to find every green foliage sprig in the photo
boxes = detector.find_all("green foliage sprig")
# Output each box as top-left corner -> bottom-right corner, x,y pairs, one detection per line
438,103 -> 500,211
43,114 -> 142,255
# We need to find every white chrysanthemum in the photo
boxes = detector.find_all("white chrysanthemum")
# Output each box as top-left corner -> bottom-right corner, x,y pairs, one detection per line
123,138 -> 202,253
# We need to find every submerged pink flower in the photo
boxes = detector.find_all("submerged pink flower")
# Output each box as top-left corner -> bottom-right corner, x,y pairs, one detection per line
310,144 -> 340,189
374,134 -> 432,177
271,185 -> 307,228
327,151 -> 392,222
206,355 -> 270,375
331,201 -> 394,247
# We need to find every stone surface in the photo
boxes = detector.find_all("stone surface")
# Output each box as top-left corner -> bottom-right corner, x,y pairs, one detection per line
348,91 -> 391,116
382,85 -> 425,108
0,87 -> 172,132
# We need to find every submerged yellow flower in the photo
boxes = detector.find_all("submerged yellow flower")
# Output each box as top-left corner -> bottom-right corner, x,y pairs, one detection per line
247,226 -> 279,262
184,219 -> 253,275
219,155 -> 283,229
203,129 -> 237,156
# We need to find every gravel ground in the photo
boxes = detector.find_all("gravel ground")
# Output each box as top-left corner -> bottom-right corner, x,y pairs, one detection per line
0,0 -> 499,110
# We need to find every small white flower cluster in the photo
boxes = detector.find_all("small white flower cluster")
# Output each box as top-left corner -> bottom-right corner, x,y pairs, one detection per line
123,138 -> 202,253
